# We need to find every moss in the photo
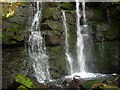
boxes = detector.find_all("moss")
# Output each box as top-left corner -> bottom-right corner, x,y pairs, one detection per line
10,41 -> 17,44
61,3 -> 73,10
17,85 -> 28,90
64,10 -> 75,13
11,23 -> 26,31
51,30 -> 61,36
6,23 -> 26,31
12,34 -> 24,41
14,74 -> 33,88
47,46 -> 67,78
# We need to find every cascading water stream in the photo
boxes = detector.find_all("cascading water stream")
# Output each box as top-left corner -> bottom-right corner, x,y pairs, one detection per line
62,10 -> 74,74
76,0 -> 87,73
65,1 -> 112,79
28,2 -> 50,83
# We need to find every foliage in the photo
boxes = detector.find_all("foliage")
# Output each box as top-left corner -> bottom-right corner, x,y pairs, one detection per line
2,2 -> 21,17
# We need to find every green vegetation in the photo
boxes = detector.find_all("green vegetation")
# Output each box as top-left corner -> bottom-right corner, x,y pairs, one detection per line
14,74 -> 33,88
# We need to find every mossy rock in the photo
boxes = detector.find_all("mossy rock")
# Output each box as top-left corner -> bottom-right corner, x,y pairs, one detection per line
45,20 -> 64,32
42,7 -> 61,20
14,74 -> 33,88
42,30 -> 62,46
47,46 -> 67,78
65,12 -> 76,25
17,85 -> 28,90
12,31 -> 25,41
60,3 -> 74,10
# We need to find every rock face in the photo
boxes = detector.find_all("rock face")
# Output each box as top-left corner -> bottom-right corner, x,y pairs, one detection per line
2,2 -> 31,44
2,2 -> 120,89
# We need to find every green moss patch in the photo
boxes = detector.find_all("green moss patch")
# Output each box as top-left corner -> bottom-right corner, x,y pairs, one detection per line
14,74 -> 33,88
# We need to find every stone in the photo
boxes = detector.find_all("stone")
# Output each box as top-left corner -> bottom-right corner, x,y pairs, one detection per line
42,30 -> 62,46
2,30 -> 15,44
65,12 -> 76,25
12,31 -> 25,41
42,7 -> 61,20
8,4 -> 30,24
86,9 -> 103,20
103,25 -> 119,40
45,20 -> 64,32
47,46 -> 67,79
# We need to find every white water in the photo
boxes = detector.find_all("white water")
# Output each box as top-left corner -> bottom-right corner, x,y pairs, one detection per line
28,2 -> 50,83
76,0 -> 87,73
65,0 -> 111,79
62,10 -> 74,74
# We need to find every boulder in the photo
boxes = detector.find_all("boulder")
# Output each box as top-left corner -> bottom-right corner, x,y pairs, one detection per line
14,74 -> 33,88
42,30 -> 62,46
42,7 -> 61,20
45,20 -> 64,32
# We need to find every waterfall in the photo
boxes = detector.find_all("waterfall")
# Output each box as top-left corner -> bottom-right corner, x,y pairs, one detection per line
62,10 -> 74,74
76,0 -> 87,73
28,2 -> 50,83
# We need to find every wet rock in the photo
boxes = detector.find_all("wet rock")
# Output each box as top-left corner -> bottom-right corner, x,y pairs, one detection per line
86,8 -> 103,20
42,30 -> 62,46
89,21 -> 119,41
42,7 -> 61,20
45,20 -> 64,32
47,46 -> 67,79
65,12 -> 76,25
93,41 -> 119,73
103,25 -> 119,40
